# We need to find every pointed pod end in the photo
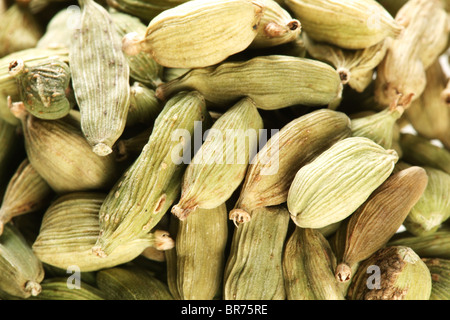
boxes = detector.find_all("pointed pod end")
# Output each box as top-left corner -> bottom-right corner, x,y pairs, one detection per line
91,245 -> 108,258
171,203 -> 196,221
25,281 -> 42,297
229,208 -> 251,227
153,230 -> 174,250
337,68 -> 351,85
335,263 -> 352,283
8,59 -> 25,77
93,143 -> 113,157
122,32 -> 144,56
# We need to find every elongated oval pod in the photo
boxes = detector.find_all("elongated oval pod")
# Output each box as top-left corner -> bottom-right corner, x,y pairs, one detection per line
92,91 -> 210,257
32,192 -> 173,272
126,82 -> 162,127
0,159 -> 53,235
96,266 -> 173,300
11,105 -> 119,194
224,205 -> 289,300
27,278 -> 106,300
287,137 -> 399,229
334,166 -> 428,283
0,223 -> 44,298
106,0 -> 189,22
347,246 -> 432,300
122,0 -> 263,68
283,227 -> 345,300
422,258 -> 450,300
230,108 -> 352,225
172,97 -> 263,220
156,55 -> 343,110
284,0 -> 402,50
70,0 -> 131,156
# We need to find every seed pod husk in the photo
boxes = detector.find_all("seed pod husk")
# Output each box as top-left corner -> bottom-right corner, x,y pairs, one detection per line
230,108 -> 351,225
0,117 -> 20,192
13,106 -> 119,194
156,55 -> 343,110
285,0 -> 402,50
70,0 -> 131,156
27,278 -> 105,300
166,205 -> 228,300
110,11 -> 163,87
8,58 -> 72,120
422,258 -> 450,300
126,82 -> 162,127
334,166 -> 428,284
36,8 -> 73,49
224,205 -> 289,300
113,127 -> 153,163
106,0 -> 189,22
32,192 -> 173,272
96,266 -> 173,300
172,97 -> 263,220
0,159 -> 53,235
304,33 -> 388,93
0,223 -> 44,299
399,133 -> 450,175
347,246 -> 432,300
92,91 -> 210,257
288,137 -> 399,229
250,0 -> 301,49
122,0 -> 263,68
283,227 -> 345,300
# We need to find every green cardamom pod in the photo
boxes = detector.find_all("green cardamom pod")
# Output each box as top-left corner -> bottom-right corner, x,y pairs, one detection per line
126,82 -> 162,127
106,0 -> 189,22
287,137 -> 399,228
70,0 -> 131,156
92,91 -> 210,257
0,118 -> 21,195
156,55 -> 343,110
224,205 -> 289,300
422,258 -> 450,300
113,127 -> 153,163
36,8 -> 72,49
27,278 -> 105,300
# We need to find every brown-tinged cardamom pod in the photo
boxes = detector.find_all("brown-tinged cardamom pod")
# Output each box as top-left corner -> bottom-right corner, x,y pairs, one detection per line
399,133 -> 450,175
287,137 -> 399,229
304,33 -> 387,93
422,258 -> 450,300
8,58 -> 72,120
172,97 -> 263,220
32,192 -> 173,272
0,223 -> 44,299
92,91 -> 210,258
126,82 -> 162,127
374,0 -> 449,107
0,159 -> 53,235
166,205 -> 228,300
334,166 -> 428,284
96,266 -> 173,300
122,0 -> 263,68
283,227 -> 345,300
224,205 -> 289,300
106,0 -> 189,22
230,108 -> 351,225
70,0 -> 131,156
285,0 -> 402,49
156,55 -> 343,110
11,105 -> 120,194
347,246 -> 432,300
27,278 -> 106,300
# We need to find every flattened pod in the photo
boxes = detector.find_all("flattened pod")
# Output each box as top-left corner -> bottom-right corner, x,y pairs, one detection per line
0,223 -> 44,299
172,97 -> 263,220
156,55 -> 343,110
122,0 -> 263,68
283,227 -> 345,300
230,108 -> 352,225
287,137 -> 399,229
32,192 -> 174,272
92,91 -> 210,257
224,206 -> 289,300
70,0 -> 130,156
284,0 -> 402,49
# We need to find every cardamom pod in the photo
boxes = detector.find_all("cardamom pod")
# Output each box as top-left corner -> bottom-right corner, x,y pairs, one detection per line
172,97 -> 263,220
224,205 -> 289,300
36,8 -> 72,49
106,0 -> 189,22
422,258 -> 450,300
156,55 -> 343,110
166,204 -> 228,300
96,266 -> 173,300
0,117 -> 20,194
92,91 -> 210,257
32,192 -> 173,272
70,0 -> 131,156
27,278 -> 106,300
283,227 -> 345,300
347,246 -> 432,300
288,137 -> 399,228
230,108 -> 352,225
113,127 -> 153,163
285,0 -> 402,49
0,223 -> 44,298
126,82 -> 162,127
0,159 -> 53,235
334,166 -> 428,283
122,0 -> 263,68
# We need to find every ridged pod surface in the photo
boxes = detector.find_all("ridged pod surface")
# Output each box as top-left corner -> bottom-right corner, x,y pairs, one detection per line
27,278 -> 106,300
107,0 -> 189,22
423,258 -> 450,300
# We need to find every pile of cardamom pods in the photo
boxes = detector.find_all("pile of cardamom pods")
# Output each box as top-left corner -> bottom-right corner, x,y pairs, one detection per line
0,0 -> 449,300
